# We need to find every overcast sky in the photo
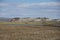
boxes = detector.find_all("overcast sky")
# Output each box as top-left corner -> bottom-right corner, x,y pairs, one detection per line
0,0 -> 60,19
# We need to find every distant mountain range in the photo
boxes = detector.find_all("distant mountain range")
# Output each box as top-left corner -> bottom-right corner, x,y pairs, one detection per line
0,17 -> 60,22
0,17 -> 10,22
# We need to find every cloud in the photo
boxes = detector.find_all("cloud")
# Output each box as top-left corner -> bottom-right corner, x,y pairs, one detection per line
0,2 -> 60,8
40,9 -> 60,13
0,3 -> 17,7
17,2 -> 60,8
0,2 -> 60,18
0,13 -> 7,17
0,3 -> 9,6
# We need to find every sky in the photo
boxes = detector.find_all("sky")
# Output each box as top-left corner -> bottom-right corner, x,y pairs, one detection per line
0,0 -> 60,19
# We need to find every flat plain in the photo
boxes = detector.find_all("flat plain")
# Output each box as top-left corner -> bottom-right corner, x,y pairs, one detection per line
0,24 -> 60,40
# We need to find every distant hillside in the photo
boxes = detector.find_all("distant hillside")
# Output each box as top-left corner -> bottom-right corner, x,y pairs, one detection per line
0,17 -> 10,22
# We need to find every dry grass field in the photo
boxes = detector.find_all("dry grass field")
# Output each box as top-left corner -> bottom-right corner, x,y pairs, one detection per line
0,24 -> 60,40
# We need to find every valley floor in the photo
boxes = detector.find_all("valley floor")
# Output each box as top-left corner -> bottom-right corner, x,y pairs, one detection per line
0,24 -> 60,40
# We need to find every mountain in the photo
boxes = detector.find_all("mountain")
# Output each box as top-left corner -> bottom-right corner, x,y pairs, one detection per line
0,17 -> 10,22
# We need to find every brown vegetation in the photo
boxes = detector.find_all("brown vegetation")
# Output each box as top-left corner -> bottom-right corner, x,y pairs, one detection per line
0,24 -> 60,40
